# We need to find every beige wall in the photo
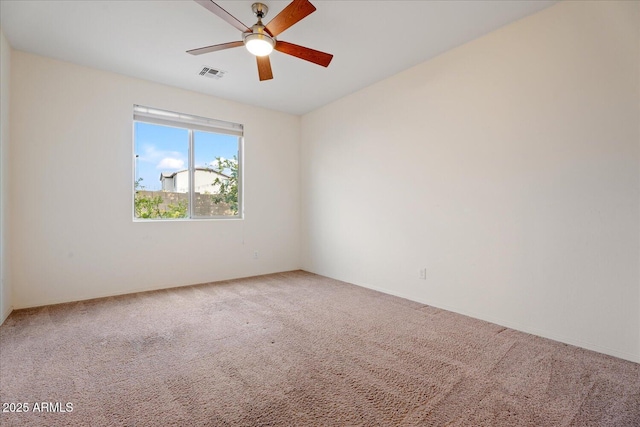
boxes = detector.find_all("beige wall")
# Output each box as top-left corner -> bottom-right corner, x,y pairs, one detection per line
0,29 -> 11,323
9,51 -> 301,308
301,1 -> 640,362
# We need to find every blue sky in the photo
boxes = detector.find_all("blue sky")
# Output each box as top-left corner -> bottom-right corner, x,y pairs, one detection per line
134,122 -> 239,191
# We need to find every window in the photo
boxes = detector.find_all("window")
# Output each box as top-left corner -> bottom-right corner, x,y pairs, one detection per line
133,105 -> 243,220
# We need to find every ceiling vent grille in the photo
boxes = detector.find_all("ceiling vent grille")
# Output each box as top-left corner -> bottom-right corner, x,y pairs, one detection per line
199,67 -> 226,79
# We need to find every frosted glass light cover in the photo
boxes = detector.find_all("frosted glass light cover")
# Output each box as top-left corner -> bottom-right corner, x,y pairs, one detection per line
245,34 -> 274,56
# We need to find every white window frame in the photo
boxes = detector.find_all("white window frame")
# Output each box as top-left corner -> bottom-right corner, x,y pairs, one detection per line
133,105 -> 244,221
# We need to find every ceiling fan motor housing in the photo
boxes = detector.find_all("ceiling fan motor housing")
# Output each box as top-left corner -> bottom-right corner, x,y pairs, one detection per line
243,4 -> 276,56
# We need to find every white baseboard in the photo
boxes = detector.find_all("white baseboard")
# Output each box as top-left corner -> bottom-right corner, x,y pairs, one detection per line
0,306 -> 12,326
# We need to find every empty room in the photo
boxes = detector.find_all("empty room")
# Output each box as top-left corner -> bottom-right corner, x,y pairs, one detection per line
0,0 -> 638,425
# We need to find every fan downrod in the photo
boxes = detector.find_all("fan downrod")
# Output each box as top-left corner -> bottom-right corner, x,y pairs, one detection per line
251,3 -> 269,19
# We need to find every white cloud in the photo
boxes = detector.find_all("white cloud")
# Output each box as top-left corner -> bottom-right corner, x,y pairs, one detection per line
138,145 -> 184,164
157,157 -> 184,170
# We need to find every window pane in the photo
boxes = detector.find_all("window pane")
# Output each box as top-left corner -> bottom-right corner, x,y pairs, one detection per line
134,122 -> 189,219
193,130 -> 240,217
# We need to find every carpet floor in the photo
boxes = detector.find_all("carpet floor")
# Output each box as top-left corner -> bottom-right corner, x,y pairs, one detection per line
1,270 -> 639,426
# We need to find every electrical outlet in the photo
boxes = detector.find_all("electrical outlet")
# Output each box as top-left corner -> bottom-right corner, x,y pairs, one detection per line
419,268 -> 427,280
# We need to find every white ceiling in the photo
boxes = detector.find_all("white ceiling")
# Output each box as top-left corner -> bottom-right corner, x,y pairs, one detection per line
0,0 -> 556,115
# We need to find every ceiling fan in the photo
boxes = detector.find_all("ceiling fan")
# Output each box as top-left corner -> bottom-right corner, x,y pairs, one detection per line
188,0 -> 333,81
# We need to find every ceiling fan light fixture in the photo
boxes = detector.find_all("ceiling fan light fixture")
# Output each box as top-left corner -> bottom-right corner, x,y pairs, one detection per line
188,0 -> 333,81
244,33 -> 275,56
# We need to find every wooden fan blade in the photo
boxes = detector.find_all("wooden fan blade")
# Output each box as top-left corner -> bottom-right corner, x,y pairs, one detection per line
256,56 -> 274,81
265,0 -> 316,37
187,41 -> 244,55
194,0 -> 250,32
275,41 -> 333,67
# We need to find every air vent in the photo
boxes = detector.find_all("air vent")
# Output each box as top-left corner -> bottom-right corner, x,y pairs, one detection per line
199,67 -> 226,79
